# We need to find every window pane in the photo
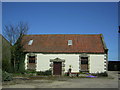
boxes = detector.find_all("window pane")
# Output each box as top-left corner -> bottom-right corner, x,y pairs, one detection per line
81,57 -> 88,64
29,56 -> 35,63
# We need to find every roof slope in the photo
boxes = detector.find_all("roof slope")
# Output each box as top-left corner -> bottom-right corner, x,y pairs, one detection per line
22,34 -> 106,53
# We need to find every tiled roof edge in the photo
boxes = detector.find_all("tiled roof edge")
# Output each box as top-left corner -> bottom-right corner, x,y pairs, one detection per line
24,34 -> 102,36
24,51 -> 105,54
100,34 -> 108,51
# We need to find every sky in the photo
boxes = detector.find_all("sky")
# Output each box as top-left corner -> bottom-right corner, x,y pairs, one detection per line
2,2 -> 119,61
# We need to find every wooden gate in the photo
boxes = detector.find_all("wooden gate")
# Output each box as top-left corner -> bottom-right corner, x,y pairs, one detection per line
53,62 -> 62,75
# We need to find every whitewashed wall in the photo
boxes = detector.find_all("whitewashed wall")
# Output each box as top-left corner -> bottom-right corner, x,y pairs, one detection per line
25,53 -> 107,73
89,54 -> 106,73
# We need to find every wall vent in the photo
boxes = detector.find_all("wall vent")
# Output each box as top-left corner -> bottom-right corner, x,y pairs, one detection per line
28,40 -> 33,45
68,40 -> 72,46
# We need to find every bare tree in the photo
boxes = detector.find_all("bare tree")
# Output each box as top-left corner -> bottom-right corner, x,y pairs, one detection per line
3,22 -> 29,72
3,21 -> 29,45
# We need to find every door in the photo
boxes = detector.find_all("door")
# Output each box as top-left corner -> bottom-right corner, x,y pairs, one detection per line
53,62 -> 62,75
81,57 -> 88,71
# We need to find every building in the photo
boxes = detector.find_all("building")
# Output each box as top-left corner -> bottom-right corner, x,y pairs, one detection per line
108,61 -> 120,71
22,34 -> 108,75
0,34 -> 11,72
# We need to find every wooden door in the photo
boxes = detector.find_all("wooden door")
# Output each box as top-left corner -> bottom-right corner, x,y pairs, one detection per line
53,62 -> 62,75
81,57 -> 88,71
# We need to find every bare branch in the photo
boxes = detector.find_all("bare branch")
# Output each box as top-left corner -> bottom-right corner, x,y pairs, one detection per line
3,22 -> 29,45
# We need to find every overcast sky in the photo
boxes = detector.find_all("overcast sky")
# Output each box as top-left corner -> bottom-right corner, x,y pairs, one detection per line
2,2 -> 119,61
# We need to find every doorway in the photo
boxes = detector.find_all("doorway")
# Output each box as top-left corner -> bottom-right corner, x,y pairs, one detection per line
81,57 -> 88,71
53,62 -> 62,75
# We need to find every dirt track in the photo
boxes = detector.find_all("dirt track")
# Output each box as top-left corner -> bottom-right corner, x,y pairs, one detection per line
2,71 -> 119,88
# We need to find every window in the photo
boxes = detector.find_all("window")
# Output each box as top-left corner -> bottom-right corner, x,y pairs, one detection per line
68,40 -> 72,46
81,60 -> 88,64
29,56 -> 35,63
28,40 -> 33,45
81,57 -> 88,64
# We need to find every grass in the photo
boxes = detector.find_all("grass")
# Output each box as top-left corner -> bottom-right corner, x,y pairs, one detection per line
13,73 -> 29,78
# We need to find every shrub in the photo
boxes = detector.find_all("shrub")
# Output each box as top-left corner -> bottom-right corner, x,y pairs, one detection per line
2,58 -> 12,73
37,70 -> 52,76
2,71 -> 13,81
25,70 -> 36,74
92,72 -> 108,77
64,72 -> 69,76
98,72 -> 108,77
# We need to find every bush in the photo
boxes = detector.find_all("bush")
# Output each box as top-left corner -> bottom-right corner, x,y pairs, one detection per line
2,58 -> 12,73
2,71 -> 13,81
25,70 -> 36,74
92,72 -> 108,77
37,70 -> 52,76
98,72 -> 108,77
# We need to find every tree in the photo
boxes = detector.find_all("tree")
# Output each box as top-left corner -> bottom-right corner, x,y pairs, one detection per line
3,22 -> 29,73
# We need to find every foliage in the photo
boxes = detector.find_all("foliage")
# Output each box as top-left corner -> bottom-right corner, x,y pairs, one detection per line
10,34 -> 26,73
2,58 -> 12,72
37,70 -> 52,76
2,71 -> 13,81
3,22 -> 28,73
64,73 -> 68,76
25,70 -> 37,74
79,71 -> 89,74
2,35 -> 12,73
13,37 -> 26,73
92,72 -> 108,77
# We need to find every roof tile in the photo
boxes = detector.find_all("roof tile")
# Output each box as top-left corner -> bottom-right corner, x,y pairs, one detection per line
21,34 -> 105,53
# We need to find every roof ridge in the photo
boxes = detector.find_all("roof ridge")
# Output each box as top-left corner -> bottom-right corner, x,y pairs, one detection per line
24,34 -> 102,36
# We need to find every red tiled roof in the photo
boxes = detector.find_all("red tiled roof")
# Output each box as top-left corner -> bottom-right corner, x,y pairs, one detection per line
21,34 -> 106,53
